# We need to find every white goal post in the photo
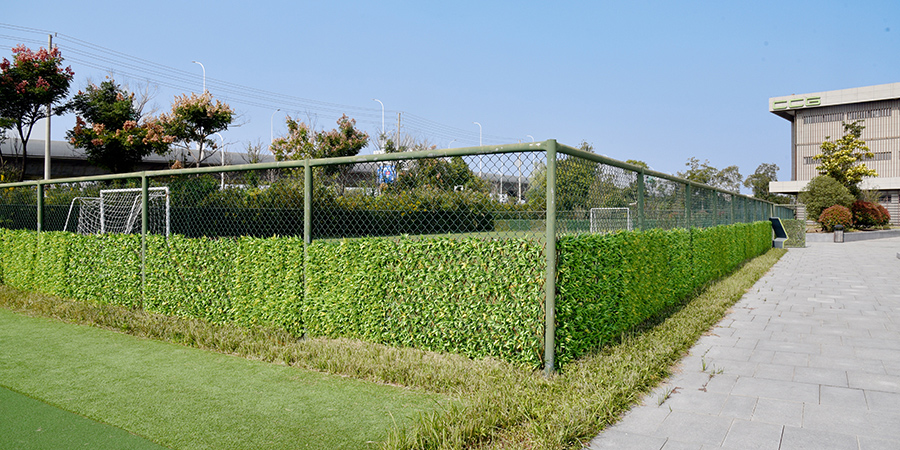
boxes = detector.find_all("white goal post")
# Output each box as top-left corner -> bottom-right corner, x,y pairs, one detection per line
590,207 -> 632,233
64,187 -> 170,236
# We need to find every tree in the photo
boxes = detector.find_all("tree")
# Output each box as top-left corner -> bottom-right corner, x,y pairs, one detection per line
743,163 -> 791,203
67,80 -> 173,173
526,141 -> 625,210
160,92 -> 234,167
677,157 -> 743,192
271,114 -> 368,163
271,114 -> 369,188
0,44 -> 74,179
798,175 -> 855,223
813,120 -> 876,197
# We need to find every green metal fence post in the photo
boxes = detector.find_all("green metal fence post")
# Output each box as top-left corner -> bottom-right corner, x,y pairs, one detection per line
711,190 -> 718,227
141,175 -> 148,306
544,139 -> 558,376
304,162 -> 312,245
636,170 -> 646,231
731,193 -> 736,224
36,182 -> 44,232
684,184 -> 692,228
303,161 -> 312,338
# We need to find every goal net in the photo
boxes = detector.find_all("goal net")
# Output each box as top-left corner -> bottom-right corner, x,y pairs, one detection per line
590,207 -> 632,233
64,187 -> 170,236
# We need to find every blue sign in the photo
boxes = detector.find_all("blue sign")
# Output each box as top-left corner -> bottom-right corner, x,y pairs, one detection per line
377,165 -> 397,184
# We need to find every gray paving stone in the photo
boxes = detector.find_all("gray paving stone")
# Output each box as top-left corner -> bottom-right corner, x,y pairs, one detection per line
808,354 -> 886,374
703,373 -> 738,394
858,435 -> 900,450
864,390 -> 900,414
804,401 -> 900,440
663,390 -> 728,415
818,385 -> 867,409
751,398 -> 803,427
753,363 -> 794,382
847,371 -> 900,393
731,377 -> 819,403
721,419 -> 783,450
779,426 -> 858,450
792,366 -> 848,387
770,351 -> 809,367
719,394 -> 757,420
660,440 -> 703,450
652,411 -> 733,446
586,430 -> 666,449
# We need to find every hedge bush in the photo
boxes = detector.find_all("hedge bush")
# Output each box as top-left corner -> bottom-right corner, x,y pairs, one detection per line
0,221 -> 771,369
556,222 -> 771,365
305,237 -> 546,366
851,200 -> 890,228
819,205 -> 853,232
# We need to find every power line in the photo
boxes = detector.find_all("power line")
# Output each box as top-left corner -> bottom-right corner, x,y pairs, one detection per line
0,23 -> 523,145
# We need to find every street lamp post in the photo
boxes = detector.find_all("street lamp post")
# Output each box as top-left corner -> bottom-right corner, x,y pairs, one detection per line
191,60 -> 206,93
270,108 -> 281,147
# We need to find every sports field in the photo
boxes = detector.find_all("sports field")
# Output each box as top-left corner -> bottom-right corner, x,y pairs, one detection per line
0,308 -> 442,450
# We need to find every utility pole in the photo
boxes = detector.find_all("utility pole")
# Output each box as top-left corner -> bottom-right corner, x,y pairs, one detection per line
44,34 -> 52,180
396,112 -> 401,152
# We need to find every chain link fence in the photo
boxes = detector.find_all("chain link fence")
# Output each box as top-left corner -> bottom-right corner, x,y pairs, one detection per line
0,140 -> 793,372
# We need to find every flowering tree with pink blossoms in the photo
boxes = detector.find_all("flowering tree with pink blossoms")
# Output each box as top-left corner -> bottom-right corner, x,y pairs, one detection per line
0,44 -> 74,180
160,92 -> 234,167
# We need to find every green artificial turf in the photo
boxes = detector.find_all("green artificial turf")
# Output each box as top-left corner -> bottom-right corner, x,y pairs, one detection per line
0,308 -> 442,450
0,385 -> 169,450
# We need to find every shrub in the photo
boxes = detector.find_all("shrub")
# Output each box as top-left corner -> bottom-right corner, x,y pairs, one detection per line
798,175 -> 855,221
819,205 -> 852,231
851,200 -> 890,228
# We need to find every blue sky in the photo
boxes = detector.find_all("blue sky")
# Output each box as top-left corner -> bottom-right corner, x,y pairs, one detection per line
3,1 -> 898,190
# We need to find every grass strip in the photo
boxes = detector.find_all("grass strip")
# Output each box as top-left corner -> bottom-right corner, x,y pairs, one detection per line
0,385 -> 169,450
0,248 -> 786,449
0,307 -> 442,450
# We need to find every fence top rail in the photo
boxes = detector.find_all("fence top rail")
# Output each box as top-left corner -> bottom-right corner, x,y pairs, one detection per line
0,141 -> 551,188
556,142 -> 781,207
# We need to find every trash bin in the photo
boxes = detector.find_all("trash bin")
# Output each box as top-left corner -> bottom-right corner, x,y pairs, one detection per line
834,224 -> 844,243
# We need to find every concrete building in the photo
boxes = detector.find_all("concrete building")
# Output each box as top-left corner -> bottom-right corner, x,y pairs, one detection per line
769,82 -> 900,223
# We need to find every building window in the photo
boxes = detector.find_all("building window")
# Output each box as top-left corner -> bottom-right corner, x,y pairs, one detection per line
846,108 -> 892,121
860,152 -> 892,162
803,112 -> 844,124
803,156 -> 819,165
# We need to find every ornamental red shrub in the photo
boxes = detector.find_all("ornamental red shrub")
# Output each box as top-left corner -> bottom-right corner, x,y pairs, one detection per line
819,205 -> 853,232
851,200 -> 890,228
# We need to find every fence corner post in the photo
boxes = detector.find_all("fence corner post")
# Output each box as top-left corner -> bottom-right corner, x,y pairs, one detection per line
544,139 -> 558,376
36,182 -> 44,232
141,174 -> 148,306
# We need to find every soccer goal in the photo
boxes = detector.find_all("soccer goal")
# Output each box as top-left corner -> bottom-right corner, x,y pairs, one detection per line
64,187 -> 170,236
590,207 -> 632,233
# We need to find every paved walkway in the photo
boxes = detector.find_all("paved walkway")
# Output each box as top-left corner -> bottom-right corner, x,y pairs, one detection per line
587,237 -> 900,450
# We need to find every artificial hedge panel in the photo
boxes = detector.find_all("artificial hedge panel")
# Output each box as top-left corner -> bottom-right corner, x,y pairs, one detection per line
305,237 -> 546,367
782,219 -> 806,248
142,235 -> 304,334
555,221 -> 772,365
0,221 -> 771,369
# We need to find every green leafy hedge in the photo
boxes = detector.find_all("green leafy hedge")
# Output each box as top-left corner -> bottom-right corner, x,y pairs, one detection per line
0,221 -> 771,369
556,221 -> 771,365
305,237 -> 546,366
